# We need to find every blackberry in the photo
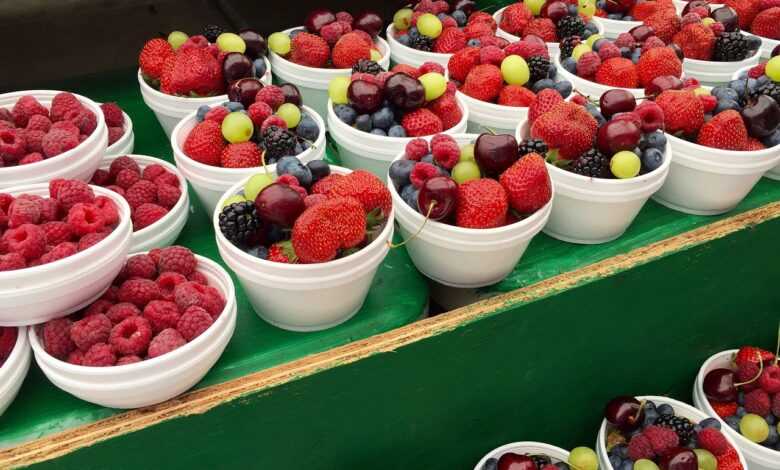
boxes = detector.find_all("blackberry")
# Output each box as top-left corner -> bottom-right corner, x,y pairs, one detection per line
203,25 -> 224,43
261,126 -> 296,160
559,36 -> 581,59
518,138 -> 548,157
218,201 -> 261,246
557,16 -> 586,40
352,59 -> 383,75
410,35 -> 434,52
654,414 -> 696,444
570,148 -> 611,178
757,81 -> 780,105
713,32 -> 750,62
528,56 -> 551,84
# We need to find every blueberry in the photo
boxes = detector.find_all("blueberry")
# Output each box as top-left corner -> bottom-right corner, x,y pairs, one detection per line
596,0 -> 606,8
355,114 -> 372,132
568,4 -> 579,14
453,10 -> 467,26
765,426 -> 779,446
548,64 -> 558,78
586,103 -> 606,125
371,107 -> 395,131
608,13 -> 623,19
725,415 -> 741,431
737,406 -> 747,417
400,184 -> 419,209
390,159 -> 416,189
766,414 -> 777,426
712,86 -> 739,102
738,391 -> 746,405
409,27 -> 420,39
467,39 -> 481,47
371,128 -> 387,136
758,75 -> 770,87
246,245 -> 268,259
554,80 -> 573,98
481,458 -> 498,470
658,404 -> 674,416
226,101 -> 244,112
562,57 -> 577,73
613,444 -> 629,459
334,104 -> 357,125
746,35 -> 762,51
388,125 -> 407,137
620,46 -> 632,58
586,22 -> 599,33
762,129 -> 780,147
729,79 -> 747,96
288,28 -> 305,39
296,115 -> 319,141
265,224 -> 286,244
532,78 -> 556,93
421,154 -> 435,164
624,15 -> 634,21
631,49 -> 641,64
643,408 -> 660,427
592,38 -> 608,52
643,132 -> 667,150
398,34 -> 411,46
196,105 -> 210,122
700,417 -> 721,430
582,30 -> 593,39
307,160 -> 330,183
747,78 -> 758,92
642,148 -> 664,172
276,156 -> 313,187
609,454 -> 623,468
618,461 -> 633,470
293,142 -> 305,155
253,58 -> 267,78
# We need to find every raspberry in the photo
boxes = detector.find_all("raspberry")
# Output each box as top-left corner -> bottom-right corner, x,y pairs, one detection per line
93,196 -> 119,226
0,129 -> 27,163
255,86 -> 286,111
109,184 -> 127,195
78,231 -> 108,251
628,434 -> 655,461
410,162 -> 441,188
148,328 -> 186,359
109,316 -> 153,356
432,139 -> 460,169
50,121 -> 79,136
204,106 -> 229,124
141,164 -> 166,182
0,252 -> 26,271
109,155 -> 140,178
143,300 -> 181,334
82,342 -> 116,367
22,129 -> 45,154
116,355 -> 141,365
125,254 -> 157,279
247,101 -> 273,128
132,203 -> 168,230
187,270 -> 209,285
153,171 -> 179,188
12,95 -> 49,127
8,197 -> 41,228
108,126 -> 123,145
744,388 -> 771,416
106,302 -> 141,324
68,109 -> 97,135
176,305 -> 214,341
598,42 -> 622,60
156,183 -> 181,209
70,313 -> 112,352
405,138 -> 430,160
56,180 -> 94,210
419,61 -> 445,75
38,198 -> 60,222
100,285 -> 119,303
118,278 -> 161,308
115,168 -> 141,190
336,11 -> 353,23
84,299 -> 114,317
40,241 -> 78,264
99,102 -> 124,127
42,318 -> 75,359
67,349 -> 84,365
26,114 -> 52,132
173,281 -> 225,317
157,271 -> 188,300
576,51 -> 601,78
157,246 -> 197,275
0,193 -> 13,212
41,129 -> 79,157
320,21 -> 346,45
148,248 -> 162,263
67,203 -> 106,236
3,224 -> 46,260
126,179 -> 158,209
643,426 -> 679,455
50,92 -> 82,122
772,393 -> 780,417
697,428 -> 730,457
748,63 -> 767,79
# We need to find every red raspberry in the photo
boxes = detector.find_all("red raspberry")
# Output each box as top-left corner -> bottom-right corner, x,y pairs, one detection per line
187,270 -> 209,285
67,349 -> 84,365
615,32 -> 636,49
736,362 -> 761,391
116,355 -> 142,365
38,197 -> 60,222
432,139 -> 460,169
176,305 -> 214,341
157,271 -> 188,300
42,318 -> 75,359
100,103 -> 124,127
204,106 -> 229,124
100,285 -> 119,303
247,101 -> 273,127
84,299 -> 114,317
56,180 -> 95,210
132,203 -> 168,230
40,241 -> 78,264
320,21 -> 346,45
0,252 -> 25,271
142,164 -> 166,182
93,196 -> 119,226
0,129 -> 27,163
628,434 -> 655,461
148,248 -> 162,263
772,393 -> 780,418
405,138 -> 430,160
42,129 -> 79,157
576,52 -> 601,78
50,92 -> 82,122
108,127 -> 124,145
0,193 -> 13,212
336,11 -> 353,23
157,246 -> 197,275
174,281 -> 225,317
479,46 -> 506,66
78,231 -> 108,251
106,302 -> 141,324
8,197 -> 41,228
157,183 -> 181,209
148,328 -> 186,359
118,278 -> 161,308
50,121 -> 79,136
125,180 -> 157,209
410,162 -> 440,188
12,95 -> 49,127
744,388 -> 771,416
697,428 -> 730,457
109,156 -> 140,178
143,300 -> 181,334
598,42 -> 622,60
0,108 -> 10,123
642,426 -> 679,456
23,130 -> 45,154
67,203 -> 106,236
68,108 -> 97,135
125,254 -> 157,279
261,115 -> 287,132
82,342 -> 116,367
115,168 -> 141,189
255,85 -> 285,111
26,114 -> 52,132
748,63 -> 767,79
418,61 -> 445,75
3,224 -> 46,260
153,171 -> 179,188
70,313 -> 112,352
109,316 -> 153,356
25,149 -> 47,164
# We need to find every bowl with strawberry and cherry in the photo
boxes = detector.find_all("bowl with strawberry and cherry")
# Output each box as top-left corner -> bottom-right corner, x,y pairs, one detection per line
0,326 -> 30,417
722,0 -> 780,58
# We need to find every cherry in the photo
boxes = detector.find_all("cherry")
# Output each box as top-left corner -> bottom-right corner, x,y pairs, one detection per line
773,44 -> 780,58
255,183 -> 305,228
354,11 -> 384,38
239,29 -> 267,59
605,0 -> 636,14
418,176 -> 458,220
543,1 -> 570,23
600,89 -> 637,118
711,6 -> 738,32
742,95 -> 780,139
475,133 -> 519,176
304,9 -> 336,34
348,79 -> 383,114
497,453 -> 537,470
223,52 -> 254,84
280,83 -> 302,106
660,448 -> 698,470
682,0 -> 710,15
604,396 -> 645,432
228,78 -> 264,108
645,75 -> 684,97
629,24 -> 655,42
597,120 -> 641,154
453,0 -> 477,15
703,368 -> 737,403
524,34 -> 547,46
384,73 -> 425,111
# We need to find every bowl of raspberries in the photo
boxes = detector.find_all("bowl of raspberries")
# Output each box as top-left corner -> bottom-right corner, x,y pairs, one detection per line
449,39 -> 573,135
0,91 -> 108,189
494,0 -> 603,57
90,155 -> 189,252
694,345 -> 780,470
327,62 -> 468,177
214,163 -> 394,332
0,326 -> 30,417
173,84 -> 325,215
29,247 -> 235,409
102,102 -> 134,157
0,179 -> 132,326
267,9 -> 390,119
388,0 -> 505,67
138,26 -> 271,137
598,395 -> 748,470
388,132 -> 553,288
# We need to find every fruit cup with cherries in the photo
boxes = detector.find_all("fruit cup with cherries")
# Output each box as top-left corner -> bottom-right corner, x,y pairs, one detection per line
479,446 -> 599,470
732,56 -> 780,147
497,0 -> 601,44
671,5 -> 761,63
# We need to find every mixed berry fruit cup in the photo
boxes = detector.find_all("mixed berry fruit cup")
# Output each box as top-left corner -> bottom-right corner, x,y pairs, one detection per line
0,327 -> 31,417
0,183 -> 131,326
0,90 -> 108,189
474,441 -> 571,470
733,64 -> 780,181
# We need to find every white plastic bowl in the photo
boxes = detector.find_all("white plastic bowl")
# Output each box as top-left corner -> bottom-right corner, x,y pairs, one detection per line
474,442 -> 570,470
214,166 -> 394,332
682,50 -> 760,87
388,134 -> 553,288
0,90 -> 108,190
591,16 -> 642,39
744,32 -> 778,60
171,104 -> 326,215
328,96 -> 469,177
597,395 -> 749,470
105,110 -> 135,157
99,154 -> 189,252
138,57 -> 272,138
386,24 -> 452,68
457,90 -> 532,136
554,55 -> 649,99
28,253 -> 236,409
652,134 -> 780,215
0,184 -> 132,326
693,350 -> 780,470
732,65 -> 780,181
269,28 -> 390,120
517,122 -> 671,244
0,327 -> 30,417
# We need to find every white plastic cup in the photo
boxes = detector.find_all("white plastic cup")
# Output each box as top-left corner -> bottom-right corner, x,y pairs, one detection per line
744,32 -> 778,60
591,16 -> 642,39
652,134 -> 780,215
554,55 -> 648,99
171,105 -> 326,215
693,350 -> 780,470
98,154 -> 189,252
516,122 -> 671,244
732,65 -> 780,181
105,111 -> 135,157
327,96 -> 469,177
28,253 -> 236,409
0,327 -> 31,417
214,166 -> 394,332
269,28 -> 391,120
458,90 -> 530,136
597,395 -> 749,470
682,50 -> 760,87
388,134 -> 553,288
386,24 -> 452,68
0,90 -> 108,190
0,185 -> 132,326
474,442 -> 570,470
137,57 -> 272,138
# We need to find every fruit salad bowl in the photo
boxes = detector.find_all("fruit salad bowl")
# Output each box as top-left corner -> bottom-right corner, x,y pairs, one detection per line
682,50 -> 760,87
172,104 -> 326,215
474,442 -> 571,470
104,109 -> 135,157
0,90 -> 108,190
0,327 -> 31,417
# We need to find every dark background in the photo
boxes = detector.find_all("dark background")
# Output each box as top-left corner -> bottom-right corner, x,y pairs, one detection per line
0,0 -> 409,92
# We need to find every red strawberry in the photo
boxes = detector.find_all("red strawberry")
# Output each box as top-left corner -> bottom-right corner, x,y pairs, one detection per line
268,242 -> 296,263
673,23 -> 715,60
428,94 -> 463,130
462,64 -> 503,101
434,27 -> 467,53
391,64 -> 421,79
524,18 -> 557,42
751,7 -> 780,39
505,41 -> 549,59
498,85 -> 536,107
528,88 -> 564,123
711,401 -> 738,418
530,101 -> 598,160
745,137 -> 766,151
734,346 -> 775,367
447,47 -> 481,82
332,32 -> 371,69
637,47 -> 682,87
630,1 -> 661,20
325,169 -> 392,217
725,0 -> 760,29
290,32 -> 331,68
162,48 -> 224,96
655,90 -> 704,135
183,120 -> 225,166
139,38 -> 174,80
455,178 -> 509,229
697,110 -> 747,150
220,142 -> 262,168
499,2 -> 533,35
401,109 -> 443,137
644,9 -> 681,43
595,57 -> 639,88
464,21 -> 495,39
715,447 -> 743,470
499,153 -> 552,213
292,197 -> 366,263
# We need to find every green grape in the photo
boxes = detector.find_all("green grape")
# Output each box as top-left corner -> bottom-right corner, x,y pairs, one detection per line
276,103 -> 302,128
585,34 -> 603,48
634,459 -> 660,470
452,161 -> 481,184
167,31 -> 189,50
693,87 -> 710,96
501,55 -> 530,86
568,447 -> 598,470
459,144 -> 475,162
524,0 -> 546,15
740,414 -> 770,443
394,8 -> 414,30
419,72 -> 447,101
701,17 -> 715,26
244,173 -> 275,201
216,32 -> 246,53
370,49 -> 382,62
610,151 -> 641,178
222,194 -> 247,208
766,56 -> 780,82
328,76 -> 351,105
578,0 -> 596,18
221,112 -> 254,144
572,43 -> 592,61
268,32 -> 291,55
417,13 -> 443,38
693,449 -> 717,470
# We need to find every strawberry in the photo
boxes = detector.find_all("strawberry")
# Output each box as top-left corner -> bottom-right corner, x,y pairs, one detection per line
391,64 -> 421,79
447,47 -> 481,82
726,0 -> 760,29
139,38 -> 174,80
734,346 -> 775,367
528,88 -> 564,123
504,40 -> 549,59
455,179 -> 509,229
655,90 -> 704,135
644,9 -> 681,43
715,447 -> 743,470
292,197 -> 366,263
523,18 -> 557,42
696,110 -> 747,150
332,32 -> 371,69
462,64 -> 504,102
530,101 -> 598,160
748,63 -> 767,79
325,169 -> 392,217
183,120 -> 225,166
751,7 -> 780,39
401,109 -> 443,137
268,242 -> 296,263
761,0 -> 780,8
595,58 -> 639,88
220,142 -> 261,168
630,1 -> 662,20
464,21 -> 495,40
499,153 -> 552,213
673,23 -> 715,60
637,47 -> 682,87
428,94 -> 463,130
499,2 -> 533,35
711,401 -> 738,418
434,27 -> 467,53
290,32 -> 330,68
498,85 -> 536,107
745,137 -> 766,151
162,48 -> 224,96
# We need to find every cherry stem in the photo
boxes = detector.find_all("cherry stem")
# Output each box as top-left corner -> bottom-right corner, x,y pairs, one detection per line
482,126 -> 497,135
260,150 -> 270,177
735,351 -> 764,388
387,201 -> 436,249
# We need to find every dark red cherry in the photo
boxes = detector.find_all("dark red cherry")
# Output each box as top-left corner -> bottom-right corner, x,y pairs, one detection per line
604,396 -> 645,432
497,453 -> 537,470
255,183 -> 305,228
305,9 -> 336,34
660,448 -> 698,470
711,6 -> 738,32
384,73 -> 425,111
703,368 -> 737,403
353,11 -> 383,38
228,78 -> 264,108
645,75 -> 684,97
597,120 -> 641,154
348,79 -> 383,114
475,133 -> 519,176
600,89 -> 637,118
223,52 -> 254,83
629,24 -> 655,42
239,29 -> 267,59
280,83 -> 302,106
418,176 -> 458,220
